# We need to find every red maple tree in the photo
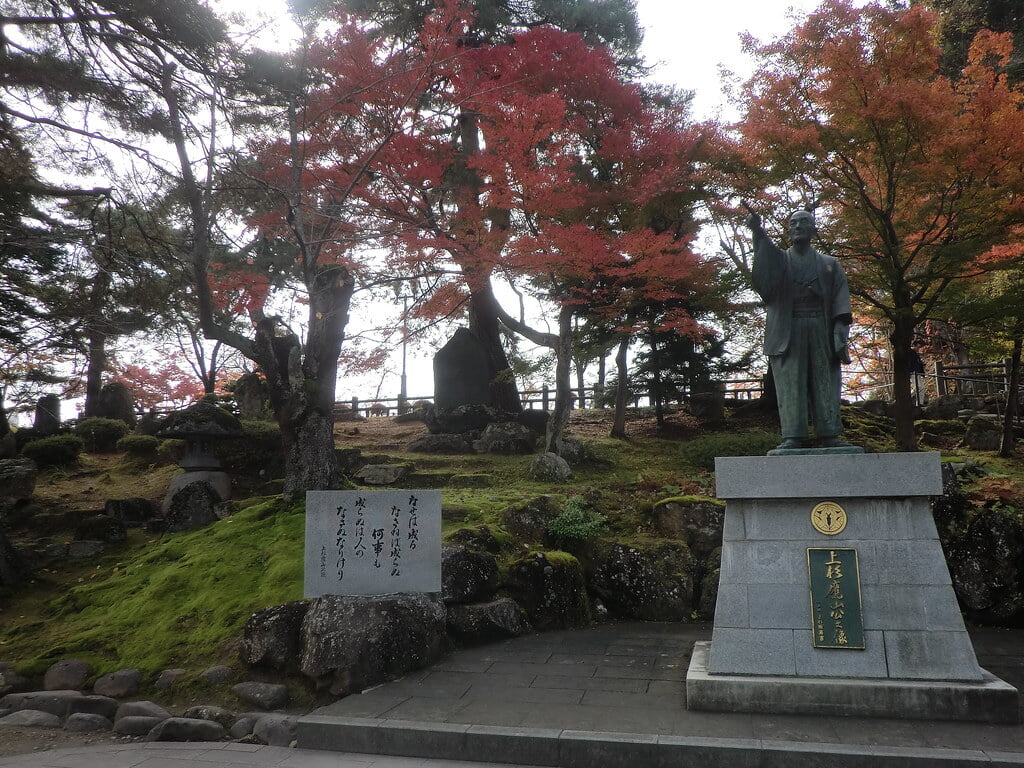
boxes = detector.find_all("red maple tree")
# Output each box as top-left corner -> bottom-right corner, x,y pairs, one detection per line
262,3 -> 719,449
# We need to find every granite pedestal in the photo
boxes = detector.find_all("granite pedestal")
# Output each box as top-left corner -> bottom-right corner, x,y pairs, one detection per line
686,452 -> 1019,723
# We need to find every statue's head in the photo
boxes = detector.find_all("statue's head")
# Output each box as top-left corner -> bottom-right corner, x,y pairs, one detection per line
788,210 -> 816,245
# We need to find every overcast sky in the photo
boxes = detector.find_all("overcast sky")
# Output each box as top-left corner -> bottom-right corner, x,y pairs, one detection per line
635,0 -> 823,119
231,0 -> 827,118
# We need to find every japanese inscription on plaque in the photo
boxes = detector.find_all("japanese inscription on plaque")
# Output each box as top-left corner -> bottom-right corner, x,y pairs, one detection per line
304,490 -> 441,597
807,548 -> 865,649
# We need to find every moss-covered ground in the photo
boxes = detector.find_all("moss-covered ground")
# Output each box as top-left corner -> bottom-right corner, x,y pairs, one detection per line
1,402 -> 1021,697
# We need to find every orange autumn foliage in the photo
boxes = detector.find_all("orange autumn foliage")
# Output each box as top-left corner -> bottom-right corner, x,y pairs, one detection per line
733,0 -> 1024,449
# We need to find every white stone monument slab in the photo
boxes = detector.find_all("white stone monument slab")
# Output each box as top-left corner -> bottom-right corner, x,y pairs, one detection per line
304,490 -> 441,597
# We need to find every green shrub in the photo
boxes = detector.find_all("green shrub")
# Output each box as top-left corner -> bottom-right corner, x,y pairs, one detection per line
157,438 -> 186,464
679,430 -> 778,471
545,496 -> 606,549
13,427 -> 44,452
116,434 -> 160,458
21,434 -> 84,468
74,417 -> 130,453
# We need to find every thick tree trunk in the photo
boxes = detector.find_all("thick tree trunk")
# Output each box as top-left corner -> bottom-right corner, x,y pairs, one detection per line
281,407 -> 340,501
545,306 -> 574,454
889,316 -> 919,451
575,357 -> 586,410
82,328 -> 107,417
468,280 -> 522,413
1000,336 -> 1022,458
611,336 -> 630,439
648,324 -> 665,426
254,265 -> 355,501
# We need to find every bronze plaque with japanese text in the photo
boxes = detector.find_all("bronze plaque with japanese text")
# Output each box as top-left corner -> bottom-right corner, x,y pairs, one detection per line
807,548 -> 865,649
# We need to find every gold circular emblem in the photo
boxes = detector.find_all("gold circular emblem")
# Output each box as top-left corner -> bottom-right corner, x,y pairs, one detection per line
811,501 -> 847,535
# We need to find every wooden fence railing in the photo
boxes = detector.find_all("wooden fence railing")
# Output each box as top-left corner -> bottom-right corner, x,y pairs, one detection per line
336,379 -> 769,419
338,359 -> 1020,419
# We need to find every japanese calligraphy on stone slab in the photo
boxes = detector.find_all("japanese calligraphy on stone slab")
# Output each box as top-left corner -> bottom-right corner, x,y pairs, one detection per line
304,490 -> 441,597
807,548 -> 865,650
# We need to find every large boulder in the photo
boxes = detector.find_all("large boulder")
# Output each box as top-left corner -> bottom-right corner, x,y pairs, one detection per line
115,716 -> 165,736
115,701 -> 171,721
92,668 -> 141,698
922,394 -> 985,421
932,463 -> 972,544
43,660 -> 91,691
164,480 -> 220,532
0,667 -> 30,696
74,514 -> 127,544
407,433 -> 475,454
65,712 -> 112,732
650,496 -> 725,558
473,422 -> 538,455
503,551 -> 590,630
231,682 -> 288,711
0,459 -> 36,502
588,542 -> 696,621
241,601 -> 310,673
105,498 -> 156,527
441,546 -> 499,604
181,704 -> 234,727
299,594 -> 447,696
446,599 -> 530,645
252,713 -> 297,746
146,717 -> 226,742
963,417 -> 1002,451
500,496 -> 561,543
529,452 -> 572,482
0,691 -> 118,721
0,709 -> 61,728
445,526 -> 502,554
353,463 -> 412,486
424,404 -> 508,435
946,507 -> 1024,626
553,436 -> 588,465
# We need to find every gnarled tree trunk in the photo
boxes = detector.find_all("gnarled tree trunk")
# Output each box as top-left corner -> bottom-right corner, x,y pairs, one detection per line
889,314 -> 919,452
611,336 -> 630,439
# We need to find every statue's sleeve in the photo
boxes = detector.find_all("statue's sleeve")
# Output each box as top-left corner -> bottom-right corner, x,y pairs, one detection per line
750,238 -> 787,302
827,257 -> 853,324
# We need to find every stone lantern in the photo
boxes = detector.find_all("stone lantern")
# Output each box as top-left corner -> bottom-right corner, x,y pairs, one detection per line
157,400 -> 242,511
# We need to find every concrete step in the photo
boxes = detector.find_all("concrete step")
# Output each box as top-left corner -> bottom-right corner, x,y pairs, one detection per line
295,713 -> 1024,768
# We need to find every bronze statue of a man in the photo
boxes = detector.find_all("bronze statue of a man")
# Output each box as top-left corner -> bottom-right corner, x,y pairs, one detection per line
745,208 -> 853,450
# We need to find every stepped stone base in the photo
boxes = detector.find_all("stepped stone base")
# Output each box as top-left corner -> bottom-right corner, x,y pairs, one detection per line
688,452 -> 1019,723
687,641 -> 1019,723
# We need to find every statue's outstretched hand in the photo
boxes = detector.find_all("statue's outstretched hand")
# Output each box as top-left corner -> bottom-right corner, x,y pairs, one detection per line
742,201 -> 763,237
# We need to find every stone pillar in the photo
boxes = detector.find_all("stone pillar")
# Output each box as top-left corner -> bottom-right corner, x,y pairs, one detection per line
33,394 -> 61,435
686,452 -> 1019,723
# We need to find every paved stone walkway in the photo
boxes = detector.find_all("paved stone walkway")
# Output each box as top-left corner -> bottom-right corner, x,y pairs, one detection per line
0,742 -> 520,768
0,622 -> 1021,767
299,622 -> 1024,766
